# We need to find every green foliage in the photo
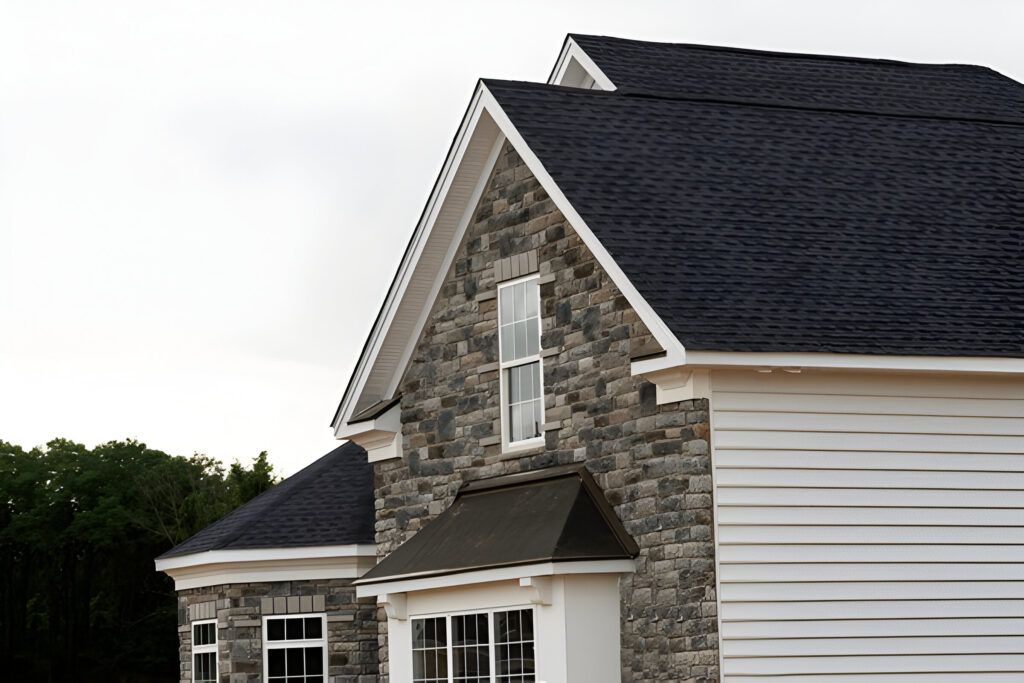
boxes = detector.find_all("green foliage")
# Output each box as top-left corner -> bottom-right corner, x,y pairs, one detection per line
0,438 -> 277,682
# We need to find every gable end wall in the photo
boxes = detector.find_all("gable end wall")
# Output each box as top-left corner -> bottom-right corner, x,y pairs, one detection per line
374,141 -> 720,681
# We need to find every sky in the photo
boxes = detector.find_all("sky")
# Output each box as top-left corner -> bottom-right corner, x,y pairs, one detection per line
1,0 -> 1021,476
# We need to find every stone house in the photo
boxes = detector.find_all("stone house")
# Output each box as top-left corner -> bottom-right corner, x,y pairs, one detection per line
161,34 -> 1024,682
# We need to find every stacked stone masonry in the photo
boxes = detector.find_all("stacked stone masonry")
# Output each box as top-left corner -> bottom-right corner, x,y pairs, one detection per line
176,579 -> 378,682
375,142 -> 720,681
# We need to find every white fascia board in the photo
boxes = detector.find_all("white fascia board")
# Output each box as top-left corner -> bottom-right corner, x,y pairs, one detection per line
635,351 -> 1024,377
155,545 -> 378,591
333,89 -> 504,436
355,559 -> 636,599
154,544 -> 377,572
479,84 -> 685,368
547,36 -> 616,90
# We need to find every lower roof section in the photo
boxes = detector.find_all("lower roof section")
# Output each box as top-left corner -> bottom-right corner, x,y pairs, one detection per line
357,464 -> 638,587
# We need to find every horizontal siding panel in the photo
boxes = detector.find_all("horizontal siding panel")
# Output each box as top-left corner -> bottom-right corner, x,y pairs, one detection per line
716,487 -> 1024,508
712,372 -> 1024,680
723,635 -> 1024,657
719,544 -> 1024,564
717,507 -> 1024,527
723,654 -> 1024,676
715,431 -> 1024,453
711,371 -> 1024,398
721,600 -> 1024,621
715,468 -> 1024,489
716,450 -> 1024,472
721,581 -> 1024,602
728,676 -> 1024,683
720,563 -> 1024,583
715,392 -> 1024,418
722,618 -> 1024,639
719,525 -> 1024,545
714,411 -> 1024,436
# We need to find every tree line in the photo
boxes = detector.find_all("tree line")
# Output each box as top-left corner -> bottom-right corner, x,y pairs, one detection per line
0,438 -> 277,682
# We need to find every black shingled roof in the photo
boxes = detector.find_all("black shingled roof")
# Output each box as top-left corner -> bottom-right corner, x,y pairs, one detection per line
571,34 -> 1024,121
158,442 -> 373,559
359,465 -> 638,584
487,45 -> 1024,357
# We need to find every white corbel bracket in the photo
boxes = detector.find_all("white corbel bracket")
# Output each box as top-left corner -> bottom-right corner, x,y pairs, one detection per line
518,576 -> 553,605
335,404 -> 402,463
380,592 -> 407,620
645,368 -> 711,405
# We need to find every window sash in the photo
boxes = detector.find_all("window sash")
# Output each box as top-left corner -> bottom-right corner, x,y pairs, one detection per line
191,619 -> 217,683
497,275 -> 543,448
411,608 -> 536,683
262,613 -> 328,683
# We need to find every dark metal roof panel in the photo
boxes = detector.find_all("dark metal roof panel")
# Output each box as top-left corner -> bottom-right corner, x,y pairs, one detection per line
359,465 -> 637,584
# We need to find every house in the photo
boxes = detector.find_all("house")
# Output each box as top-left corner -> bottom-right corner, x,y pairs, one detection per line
161,34 -> 1024,682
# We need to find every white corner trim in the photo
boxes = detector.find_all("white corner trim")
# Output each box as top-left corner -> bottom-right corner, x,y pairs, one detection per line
478,84 -> 686,369
548,36 -> 616,90
155,545 -> 378,591
355,558 -> 636,599
643,351 -> 1024,376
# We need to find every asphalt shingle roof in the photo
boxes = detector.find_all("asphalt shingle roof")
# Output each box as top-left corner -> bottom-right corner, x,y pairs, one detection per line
487,62 -> 1024,357
158,442 -> 373,559
571,34 -> 1024,121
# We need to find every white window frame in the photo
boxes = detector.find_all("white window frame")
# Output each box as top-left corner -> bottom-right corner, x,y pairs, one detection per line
261,613 -> 329,682
497,274 -> 545,453
410,606 -> 537,683
191,618 -> 218,683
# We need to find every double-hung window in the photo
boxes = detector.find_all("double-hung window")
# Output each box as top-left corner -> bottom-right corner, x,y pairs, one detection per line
412,608 -> 536,683
263,614 -> 327,683
192,619 -> 217,683
498,276 -> 543,448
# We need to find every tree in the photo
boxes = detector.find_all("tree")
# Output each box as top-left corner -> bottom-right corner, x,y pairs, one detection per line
0,438 -> 277,682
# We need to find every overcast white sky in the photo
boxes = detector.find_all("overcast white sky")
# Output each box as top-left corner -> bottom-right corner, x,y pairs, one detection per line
1,1 -> 1021,476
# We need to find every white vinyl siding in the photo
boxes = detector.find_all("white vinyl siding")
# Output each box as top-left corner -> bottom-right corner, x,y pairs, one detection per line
709,370 -> 1024,680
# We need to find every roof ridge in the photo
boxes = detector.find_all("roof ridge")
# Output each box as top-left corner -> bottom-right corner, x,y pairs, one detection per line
482,78 -> 1024,128
568,33 -> 1007,76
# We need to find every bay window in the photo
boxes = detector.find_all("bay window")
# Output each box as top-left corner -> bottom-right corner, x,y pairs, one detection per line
412,608 -> 535,683
498,276 -> 543,449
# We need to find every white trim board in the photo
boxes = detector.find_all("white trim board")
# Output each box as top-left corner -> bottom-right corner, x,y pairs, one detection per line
155,544 -> 377,591
547,35 -> 616,90
355,558 -> 636,599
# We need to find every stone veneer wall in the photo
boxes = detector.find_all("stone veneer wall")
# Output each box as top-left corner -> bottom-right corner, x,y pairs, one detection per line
176,579 -> 378,683
374,142 -> 720,681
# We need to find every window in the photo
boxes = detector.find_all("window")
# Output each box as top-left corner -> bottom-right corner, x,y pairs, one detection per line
498,277 -> 543,448
263,614 -> 327,683
192,619 -> 217,683
412,609 -> 535,683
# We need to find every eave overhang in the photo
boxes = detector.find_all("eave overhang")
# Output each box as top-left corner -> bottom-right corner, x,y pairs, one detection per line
154,544 -> 377,591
